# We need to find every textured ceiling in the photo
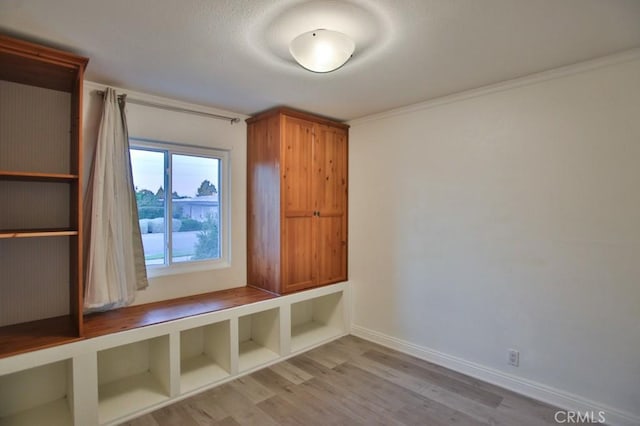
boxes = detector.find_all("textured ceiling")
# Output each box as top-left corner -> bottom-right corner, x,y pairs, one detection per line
1,0 -> 640,120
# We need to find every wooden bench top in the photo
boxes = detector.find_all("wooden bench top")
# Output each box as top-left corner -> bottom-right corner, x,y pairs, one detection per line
83,286 -> 277,338
0,286 -> 277,358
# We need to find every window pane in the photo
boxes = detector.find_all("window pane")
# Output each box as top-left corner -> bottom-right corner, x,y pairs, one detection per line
130,148 -> 166,265
171,154 -> 220,262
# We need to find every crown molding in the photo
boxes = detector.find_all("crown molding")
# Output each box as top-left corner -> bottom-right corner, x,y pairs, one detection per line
349,48 -> 640,127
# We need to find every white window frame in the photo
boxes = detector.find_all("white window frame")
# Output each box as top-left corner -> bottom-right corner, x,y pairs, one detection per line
130,137 -> 230,278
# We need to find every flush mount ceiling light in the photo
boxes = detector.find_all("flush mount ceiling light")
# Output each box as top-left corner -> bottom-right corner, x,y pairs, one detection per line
289,29 -> 355,73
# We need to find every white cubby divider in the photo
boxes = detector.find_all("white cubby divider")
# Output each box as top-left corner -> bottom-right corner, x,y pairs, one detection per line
0,282 -> 348,426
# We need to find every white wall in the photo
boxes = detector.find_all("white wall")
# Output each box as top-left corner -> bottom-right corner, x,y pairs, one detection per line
83,82 -> 247,304
349,56 -> 640,422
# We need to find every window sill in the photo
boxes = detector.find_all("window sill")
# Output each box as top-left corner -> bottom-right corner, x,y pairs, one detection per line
146,259 -> 231,278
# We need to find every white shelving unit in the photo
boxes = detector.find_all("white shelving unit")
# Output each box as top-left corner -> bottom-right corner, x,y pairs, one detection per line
291,291 -> 344,353
0,283 -> 348,426
97,336 -> 171,424
0,360 -> 73,426
238,308 -> 280,372
180,321 -> 231,393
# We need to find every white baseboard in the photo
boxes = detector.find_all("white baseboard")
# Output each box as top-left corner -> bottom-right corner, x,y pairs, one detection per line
351,325 -> 639,426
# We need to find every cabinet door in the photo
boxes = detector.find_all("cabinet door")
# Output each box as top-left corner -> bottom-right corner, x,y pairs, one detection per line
281,117 -> 315,292
313,125 -> 348,285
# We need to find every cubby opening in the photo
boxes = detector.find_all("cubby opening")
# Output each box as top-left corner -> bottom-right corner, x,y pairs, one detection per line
0,360 -> 73,426
290,291 -> 345,352
0,181 -> 70,232
238,308 -> 280,372
180,320 -> 231,393
0,81 -> 72,175
97,336 -> 170,424
0,237 -> 70,327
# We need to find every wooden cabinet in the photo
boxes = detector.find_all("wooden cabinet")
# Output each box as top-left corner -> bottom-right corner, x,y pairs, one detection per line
0,35 -> 88,357
247,108 -> 348,294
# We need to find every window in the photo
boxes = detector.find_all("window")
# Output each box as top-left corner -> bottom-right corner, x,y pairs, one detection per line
129,138 -> 229,276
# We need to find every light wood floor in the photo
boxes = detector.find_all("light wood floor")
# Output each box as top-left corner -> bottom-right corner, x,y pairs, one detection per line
124,336 -> 567,426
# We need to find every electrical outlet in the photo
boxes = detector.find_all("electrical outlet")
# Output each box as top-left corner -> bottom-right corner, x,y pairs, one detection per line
508,349 -> 520,366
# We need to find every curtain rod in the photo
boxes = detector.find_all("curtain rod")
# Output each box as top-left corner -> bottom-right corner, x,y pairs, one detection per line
96,90 -> 241,124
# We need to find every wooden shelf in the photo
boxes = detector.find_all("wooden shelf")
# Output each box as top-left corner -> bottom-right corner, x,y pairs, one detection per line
84,286 -> 278,338
0,170 -> 78,182
0,316 -> 80,359
0,228 -> 78,239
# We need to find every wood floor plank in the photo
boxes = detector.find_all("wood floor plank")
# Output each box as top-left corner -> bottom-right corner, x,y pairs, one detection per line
252,367 -> 365,425
328,334 -> 380,357
229,374 -> 275,404
268,360 -> 314,384
298,356 -> 412,413
182,391 -> 237,423
370,342 -> 534,402
303,344 -> 351,368
206,384 -> 279,426
151,404 -> 199,426
122,414 -> 160,426
497,394 -> 562,425
212,417 -> 242,426
303,376 -> 405,426
394,399 -> 487,426
251,367 -> 299,394
363,348 -> 504,408
335,362 -> 430,411
355,357 -> 507,425
287,356 -> 405,425
256,395 -> 321,426
129,336 -> 571,426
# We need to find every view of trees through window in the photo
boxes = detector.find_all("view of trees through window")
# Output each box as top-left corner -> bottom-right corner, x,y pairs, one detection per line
130,147 -> 221,266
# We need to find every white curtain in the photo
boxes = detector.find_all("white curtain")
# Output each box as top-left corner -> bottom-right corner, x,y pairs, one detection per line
84,88 -> 148,312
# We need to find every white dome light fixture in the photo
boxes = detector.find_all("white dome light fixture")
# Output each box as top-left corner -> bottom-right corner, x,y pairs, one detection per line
289,29 -> 355,73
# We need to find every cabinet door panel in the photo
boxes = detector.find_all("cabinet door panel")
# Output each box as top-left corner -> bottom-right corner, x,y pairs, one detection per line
313,125 -> 348,284
313,125 -> 347,215
315,215 -> 347,285
282,216 -> 315,292
282,117 -> 313,214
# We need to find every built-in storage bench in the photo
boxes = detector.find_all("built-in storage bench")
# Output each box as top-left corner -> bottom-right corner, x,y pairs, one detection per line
0,283 -> 348,426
